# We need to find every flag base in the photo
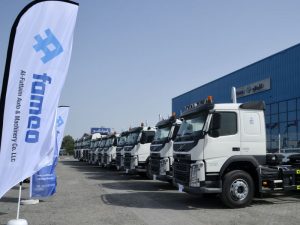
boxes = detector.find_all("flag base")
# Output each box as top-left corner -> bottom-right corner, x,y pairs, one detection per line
7,219 -> 28,225
20,199 -> 39,205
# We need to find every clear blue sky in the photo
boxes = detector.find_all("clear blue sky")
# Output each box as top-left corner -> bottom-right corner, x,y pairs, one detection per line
1,0 -> 300,138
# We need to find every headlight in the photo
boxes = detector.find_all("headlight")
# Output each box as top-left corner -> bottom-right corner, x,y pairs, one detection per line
189,162 -> 203,187
159,158 -> 169,175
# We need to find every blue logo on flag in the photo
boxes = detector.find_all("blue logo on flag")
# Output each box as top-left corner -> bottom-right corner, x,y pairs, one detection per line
56,116 -> 64,127
33,29 -> 63,63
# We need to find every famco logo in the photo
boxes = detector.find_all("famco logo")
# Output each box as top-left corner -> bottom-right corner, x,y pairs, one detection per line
33,29 -> 63,63
25,29 -> 63,143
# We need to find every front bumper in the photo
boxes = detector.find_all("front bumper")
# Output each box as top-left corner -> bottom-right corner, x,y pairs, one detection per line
124,154 -> 138,170
150,157 -> 171,176
173,159 -> 221,193
116,154 -> 124,168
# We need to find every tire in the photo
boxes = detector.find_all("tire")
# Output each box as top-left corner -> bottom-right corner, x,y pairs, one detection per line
220,170 -> 254,208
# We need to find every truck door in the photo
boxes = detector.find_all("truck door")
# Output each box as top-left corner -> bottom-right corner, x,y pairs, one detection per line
204,111 -> 240,172
240,110 -> 266,158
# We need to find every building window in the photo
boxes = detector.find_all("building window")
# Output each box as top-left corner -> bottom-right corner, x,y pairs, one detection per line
288,111 -> 297,121
265,104 -> 271,116
279,101 -> 287,113
288,99 -> 297,112
271,103 -> 278,114
297,98 -> 300,110
279,112 -> 287,122
271,114 -> 278,123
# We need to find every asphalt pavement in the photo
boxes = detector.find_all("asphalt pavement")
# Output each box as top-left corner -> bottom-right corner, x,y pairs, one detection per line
1,157 -> 300,225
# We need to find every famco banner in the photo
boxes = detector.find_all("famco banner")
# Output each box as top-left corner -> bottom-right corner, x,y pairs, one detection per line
0,0 -> 78,198
30,106 -> 70,198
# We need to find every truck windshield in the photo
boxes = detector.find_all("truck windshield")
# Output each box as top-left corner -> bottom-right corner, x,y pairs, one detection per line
100,140 -> 106,148
177,112 -> 208,137
90,141 -> 95,148
105,138 -> 113,147
126,132 -> 139,145
96,141 -> 101,147
154,126 -> 171,142
118,135 -> 127,146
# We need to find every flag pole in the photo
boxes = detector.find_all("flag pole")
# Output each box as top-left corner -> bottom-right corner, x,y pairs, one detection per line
16,182 -> 22,220
7,182 -> 28,225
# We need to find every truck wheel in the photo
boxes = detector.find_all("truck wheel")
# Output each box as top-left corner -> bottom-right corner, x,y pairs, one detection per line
220,170 -> 254,208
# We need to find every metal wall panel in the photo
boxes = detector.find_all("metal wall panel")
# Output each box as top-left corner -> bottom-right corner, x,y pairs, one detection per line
172,44 -> 300,115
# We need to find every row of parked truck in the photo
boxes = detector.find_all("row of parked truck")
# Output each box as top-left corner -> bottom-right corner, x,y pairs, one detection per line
74,92 -> 300,208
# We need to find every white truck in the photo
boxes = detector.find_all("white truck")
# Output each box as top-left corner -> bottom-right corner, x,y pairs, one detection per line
150,115 -> 181,181
82,134 -> 92,162
88,133 -> 101,164
123,124 -> 156,177
91,137 -> 101,164
97,136 -> 108,166
103,133 -> 119,167
173,95 -> 300,208
74,139 -> 80,160
116,131 -> 129,170
75,135 -> 86,161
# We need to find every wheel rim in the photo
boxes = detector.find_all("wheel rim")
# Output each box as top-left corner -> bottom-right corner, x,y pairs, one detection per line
230,179 -> 249,201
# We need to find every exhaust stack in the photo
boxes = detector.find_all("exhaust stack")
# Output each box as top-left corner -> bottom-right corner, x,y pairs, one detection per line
231,87 -> 237,103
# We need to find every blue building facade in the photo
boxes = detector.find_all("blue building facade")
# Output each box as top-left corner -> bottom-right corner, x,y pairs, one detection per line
172,44 -> 300,152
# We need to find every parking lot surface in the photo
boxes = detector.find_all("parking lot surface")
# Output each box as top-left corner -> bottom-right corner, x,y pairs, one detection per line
1,157 -> 300,225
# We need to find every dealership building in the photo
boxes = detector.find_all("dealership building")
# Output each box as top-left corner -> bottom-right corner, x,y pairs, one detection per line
172,44 -> 300,153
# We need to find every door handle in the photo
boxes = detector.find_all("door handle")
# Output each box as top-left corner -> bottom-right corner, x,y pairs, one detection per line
232,147 -> 240,151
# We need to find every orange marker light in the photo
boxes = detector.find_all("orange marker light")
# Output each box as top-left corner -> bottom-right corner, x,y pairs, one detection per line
207,96 -> 213,103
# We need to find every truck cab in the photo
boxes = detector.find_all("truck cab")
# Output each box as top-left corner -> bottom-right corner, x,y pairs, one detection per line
88,133 -> 101,164
124,125 -> 156,177
103,134 -> 119,167
116,131 -> 129,170
97,136 -> 107,166
74,139 -> 79,159
173,97 -> 300,208
150,116 -> 181,181
83,135 -> 92,162
76,136 -> 85,161
88,139 -> 96,164
92,138 -> 101,164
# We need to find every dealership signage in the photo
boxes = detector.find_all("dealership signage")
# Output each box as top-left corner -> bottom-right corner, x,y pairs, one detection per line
236,78 -> 271,98
184,101 -> 202,111
0,0 -> 78,198
91,127 -> 111,135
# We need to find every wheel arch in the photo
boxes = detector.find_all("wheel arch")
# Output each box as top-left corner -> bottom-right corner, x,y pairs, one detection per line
220,156 -> 262,194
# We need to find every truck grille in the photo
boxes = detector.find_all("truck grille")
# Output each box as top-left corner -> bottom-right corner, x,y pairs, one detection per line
98,153 -> 103,163
124,154 -> 132,169
173,161 -> 190,185
150,158 -> 160,175
104,154 -> 108,164
116,155 -> 122,166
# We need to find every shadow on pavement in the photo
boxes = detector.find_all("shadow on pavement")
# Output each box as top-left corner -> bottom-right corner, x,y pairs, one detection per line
61,159 -> 151,182
0,197 -> 18,203
101,181 -> 175,192
101,191 -> 225,210
102,191 -> 300,210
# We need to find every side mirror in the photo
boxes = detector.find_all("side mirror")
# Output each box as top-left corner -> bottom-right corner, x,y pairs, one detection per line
210,113 -> 221,130
140,133 -> 146,144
